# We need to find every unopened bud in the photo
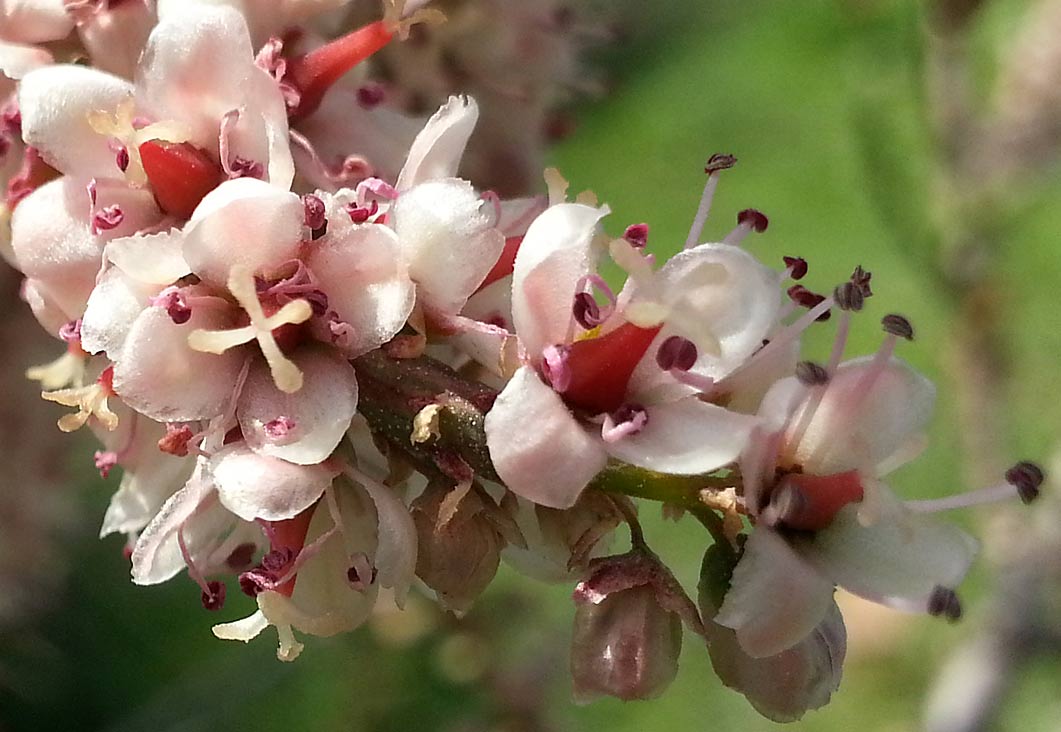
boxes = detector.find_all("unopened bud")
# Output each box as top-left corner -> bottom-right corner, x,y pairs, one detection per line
570,584 -> 682,703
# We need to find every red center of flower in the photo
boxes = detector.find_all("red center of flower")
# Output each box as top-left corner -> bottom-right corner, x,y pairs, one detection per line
770,470 -> 864,532
139,139 -> 224,219
561,323 -> 662,415
261,505 -> 317,597
478,235 -> 524,291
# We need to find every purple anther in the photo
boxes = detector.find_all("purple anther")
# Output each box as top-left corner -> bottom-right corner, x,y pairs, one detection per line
573,291 -> 602,329
94,450 -> 119,479
302,193 -> 327,237
737,208 -> 769,233
357,83 -> 386,108
261,547 -> 296,573
541,344 -> 572,393
263,416 -> 296,441
881,314 -> 914,341
602,403 -> 649,442
59,318 -> 83,344
623,223 -> 649,249
704,153 -> 737,174
201,580 -> 227,611
92,204 -> 124,234
1006,461 -> 1045,505
346,552 -> 376,591
782,256 -> 808,280
302,289 -> 329,316
795,360 -> 830,386
833,282 -> 864,312
225,543 -> 257,570
346,199 -> 379,224
656,335 -> 698,372
150,288 -> 192,325
229,157 -> 264,179
238,568 -> 274,597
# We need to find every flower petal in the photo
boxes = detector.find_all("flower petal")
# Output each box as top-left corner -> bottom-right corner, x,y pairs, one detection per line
0,39 -> 52,82
800,483 -> 979,611
183,177 -> 303,288
18,64 -> 135,178
0,0 -> 74,43
238,349 -> 358,465
305,221 -> 414,356
510,202 -> 608,359
353,470 -> 418,608
80,266 -> 156,357
113,304 -> 246,422
391,178 -> 505,316
106,228 -> 190,285
211,444 -> 338,522
715,527 -> 836,658
485,366 -> 608,509
396,95 -> 478,190
605,396 -> 760,475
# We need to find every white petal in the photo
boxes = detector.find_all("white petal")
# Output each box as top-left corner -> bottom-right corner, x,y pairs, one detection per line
801,484 -> 979,611
18,65 -> 134,177
211,444 -> 338,522
0,0 -> 74,43
80,266 -> 155,357
485,366 -> 608,509
139,5 -> 294,186
788,356 -> 936,475
511,202 -> 608,359
715,528 -> 836,658
305,222 -> 414,356
355,472 -> 417,608
0,40 -> 52,81
450,277 -> 517,377
106,229 -> 190,285
76,0 -> 155,79
183,178 -> 303,288
238,349 -> 358,465
651,243 -> 781,379
605,396 -> 760,475
396,95 -> 478,190
113,305 -> 246,422
392,178 -> 505,316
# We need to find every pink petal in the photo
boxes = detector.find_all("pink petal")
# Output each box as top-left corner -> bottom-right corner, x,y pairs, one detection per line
511,202 -> 608,360
113,305 -> 246,422
396,95 -> 478,190
183,178 -> 303,289
484,366 -> 608,509
211,444 -> 338,522
80,266 -> 156,358
0,0 -> 74,44
605,396 -> 760,475
238,348 -> 358,465
18,65 -> 135,177
715,527 -> 835,658
392,178 -> 505,315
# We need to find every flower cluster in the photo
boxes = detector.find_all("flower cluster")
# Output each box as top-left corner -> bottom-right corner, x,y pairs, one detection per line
0,0 -> 1045,722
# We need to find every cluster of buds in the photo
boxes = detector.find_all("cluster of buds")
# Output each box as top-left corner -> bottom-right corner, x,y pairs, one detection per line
0,0 -> 1046,721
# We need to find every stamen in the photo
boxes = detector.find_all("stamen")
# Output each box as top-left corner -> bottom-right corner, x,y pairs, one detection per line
42,367 -> 120,432
881,314 -> 914,341
302,193 -> 327,239
149,287 -> 192,324
263,416 -> 297,442
201,581 -> 226,611
722,208 -> 769,246
787,285 -> 832,321
571,273 -> 617,330
623,223 -> 649,249
601,403 -> 649,442
261,547 -> 296,573
94,450 -> 118,478
357,83 -> 387,108
1006,461 -> 1045,504
927,585 -> 961,621
541,344 -> 572,392
219,110 -> 264,180
346,199 -> 379,223
239,568 -> 275,597
833,282 -> 864,312
656,335 -> 698,372
59,319 -> 83,345
289,129 -> 374,187
850,265 -> 873,298
187,266 -> 311,394
346,552 -> 376,591
795,360 -> 830,386
684,153 -> 736,250
906,462 -> 1045,512
782,256 -> 808,280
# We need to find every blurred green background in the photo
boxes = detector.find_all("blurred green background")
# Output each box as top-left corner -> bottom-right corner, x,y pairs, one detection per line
3,0 -> 1061,729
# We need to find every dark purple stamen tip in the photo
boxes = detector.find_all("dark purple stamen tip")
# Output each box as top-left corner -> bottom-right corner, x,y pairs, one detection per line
833,282 -> 864,312
795,360 -> 830,386
93,204 -> 125,232
788,285 -> 832,321
850,265 -> 873,298
704,153 -> 737,174
115,146 -> 130,173
226,543 -> 257,570
623,223 -> 649,249
346,199 -> 379,224
302,193 -> 327,235
737,208 -> 768,233
262,547 -> 296,572
1006,461 -> 1045,504
783,256 -> 808,280
230,157 -> 264,179
572,291 -> 602,329
927,585 -> 961,621
882,314 -> 914,340
239,569 -> 274,597
656,335 -> 698,372
356,83 -> 386,108
201,580 -> 226,611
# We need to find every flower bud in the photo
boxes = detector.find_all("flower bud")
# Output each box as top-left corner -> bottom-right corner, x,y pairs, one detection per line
411,482 -> 510,615
570,584 -> 683,703
698,544 -> 846,722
